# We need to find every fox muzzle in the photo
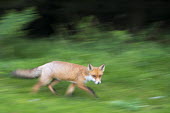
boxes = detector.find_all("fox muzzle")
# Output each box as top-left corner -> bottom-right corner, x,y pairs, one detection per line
95,81 -> 101,84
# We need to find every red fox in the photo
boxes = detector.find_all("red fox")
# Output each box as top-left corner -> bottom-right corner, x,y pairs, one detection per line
12,61 -> 105,97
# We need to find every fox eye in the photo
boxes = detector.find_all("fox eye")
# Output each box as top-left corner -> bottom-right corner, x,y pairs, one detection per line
92,75 -> 96,77
99,75 -> 102,77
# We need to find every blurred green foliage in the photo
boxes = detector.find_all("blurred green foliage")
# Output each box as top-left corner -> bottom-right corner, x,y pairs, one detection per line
0,9 -> 170,113
0,8 -> 37,38
0,8 -> 38,58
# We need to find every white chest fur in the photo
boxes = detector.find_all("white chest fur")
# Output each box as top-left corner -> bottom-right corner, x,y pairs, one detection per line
84,75 -> 95,83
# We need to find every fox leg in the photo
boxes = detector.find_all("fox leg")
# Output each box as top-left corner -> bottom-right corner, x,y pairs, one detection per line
65,83 -> 76,96
32,81 -> 43,93
32,73 -> 52,93
48,79 -> 60,94
77,84 -> 98,98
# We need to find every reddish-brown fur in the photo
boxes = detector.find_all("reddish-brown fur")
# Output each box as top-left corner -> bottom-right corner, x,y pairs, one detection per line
13,61 -> 105,97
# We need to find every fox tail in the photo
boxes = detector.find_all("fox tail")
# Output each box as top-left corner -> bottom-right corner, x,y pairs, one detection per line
12,68 -> 41,78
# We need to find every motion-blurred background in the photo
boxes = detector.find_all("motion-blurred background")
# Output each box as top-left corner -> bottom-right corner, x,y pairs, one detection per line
0,0 -> 170,113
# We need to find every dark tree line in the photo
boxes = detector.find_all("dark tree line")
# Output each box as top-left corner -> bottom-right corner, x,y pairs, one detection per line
0,0 -> 170,37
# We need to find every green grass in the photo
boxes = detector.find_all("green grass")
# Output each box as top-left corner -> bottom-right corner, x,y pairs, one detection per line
0,38 -> 170,113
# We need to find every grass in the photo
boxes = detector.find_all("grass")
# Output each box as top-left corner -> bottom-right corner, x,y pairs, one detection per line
0,37 -> 170,113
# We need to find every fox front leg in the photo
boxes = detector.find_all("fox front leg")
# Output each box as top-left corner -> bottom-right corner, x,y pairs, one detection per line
77,84 -> 98,98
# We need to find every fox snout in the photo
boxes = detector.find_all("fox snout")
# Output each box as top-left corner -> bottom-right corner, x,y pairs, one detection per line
95,81 -> 101,84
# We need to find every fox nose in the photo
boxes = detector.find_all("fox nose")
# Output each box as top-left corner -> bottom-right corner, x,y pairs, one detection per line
95,81 -> 101,84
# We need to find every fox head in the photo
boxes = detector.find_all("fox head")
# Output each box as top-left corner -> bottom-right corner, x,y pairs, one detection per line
86,64 -> 105,84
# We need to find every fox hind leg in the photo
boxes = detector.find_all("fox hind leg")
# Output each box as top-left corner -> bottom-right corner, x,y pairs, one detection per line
32,81 -> 43,93
65,83 -> 76,96
48,79 -> 60,94
32,73 -> 52,93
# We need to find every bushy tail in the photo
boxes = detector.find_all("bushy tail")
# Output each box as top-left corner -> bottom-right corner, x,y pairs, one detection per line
12,68 -> 41,78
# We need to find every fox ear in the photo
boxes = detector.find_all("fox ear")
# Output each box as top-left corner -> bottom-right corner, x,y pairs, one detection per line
88,64 -> 94,71
99,64 -> 105,72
